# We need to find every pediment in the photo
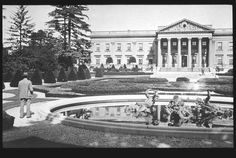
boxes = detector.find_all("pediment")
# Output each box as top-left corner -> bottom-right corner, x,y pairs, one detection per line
158,19 -> 214,33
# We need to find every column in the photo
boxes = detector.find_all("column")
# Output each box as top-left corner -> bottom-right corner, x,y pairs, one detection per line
177,38 -> 181,68
198,38 -> 202,68
158,38 -> 162,67
188,37 -> 192,68
167,38 -> 171,67
208,37 -> 214,67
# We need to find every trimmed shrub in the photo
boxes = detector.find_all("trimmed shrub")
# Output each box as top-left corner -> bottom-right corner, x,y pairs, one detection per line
3,111 -> 15,130
176,77 -> 190,82
132,65 -> 139,72
95,68 -> 104,77
104,71 -> 152,75
214,84 -> 233,96
68,67 -> 78,81
57,67 -> 68,82
10,69 -> 23,87
44,70 -> 56,83
197,77 -> 233,84
78,64 -> 91,80
31,69 -> 42,85
3,71 -> 13,82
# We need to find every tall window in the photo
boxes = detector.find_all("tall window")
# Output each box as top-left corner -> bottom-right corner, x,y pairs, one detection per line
202,41 -> 207,46
192,41 -> 197,46
229,58 -> 233,65
229,42 -> 233,50
117,43 -> 121,51
105,43 -> 110,51
182,41 -> 187,46
96,58 -> 100,65
172,42 -> 177,46
138,59 -> 143,65
127,43 -> 131,51
96,44 -> 100,52
117,59 -> 121,65
217,56 -> 223,65
138,43 -> 143,51
217,42 -> 223,50
163,42 -> 167,46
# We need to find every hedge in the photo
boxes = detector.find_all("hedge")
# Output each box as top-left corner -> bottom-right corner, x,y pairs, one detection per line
3,71 -> 14,82
118,78 -> 168,83
57,67 -> 68,82
197,77 -> 233,84
68,67 -> 78,81
214,84 -> 233,97
78,65 -> 91,80
104,71 -> 152,75
176,77 -> 190,82
44,70 -> 56,83
10,69 -> 23,87
31,69 -> 42,85
95,68 -> 104,77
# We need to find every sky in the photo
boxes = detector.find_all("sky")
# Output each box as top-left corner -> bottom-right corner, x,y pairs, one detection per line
2,5 -> 232,45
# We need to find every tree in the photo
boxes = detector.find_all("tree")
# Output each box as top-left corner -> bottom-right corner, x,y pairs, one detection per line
68,67 -> 78,81
31,69 -> 42,85
47,5 -> 91,66
10,69 -> 23,87
129,56 -> 136,64
57,67 -> 68,82
5,5 -> 35,52
44,70 -> 56,83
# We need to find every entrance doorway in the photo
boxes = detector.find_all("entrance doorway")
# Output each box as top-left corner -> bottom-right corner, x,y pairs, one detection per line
182,56 -> 187,67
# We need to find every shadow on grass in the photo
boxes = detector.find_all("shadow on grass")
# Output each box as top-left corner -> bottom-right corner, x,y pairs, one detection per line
3,136 -> 85,148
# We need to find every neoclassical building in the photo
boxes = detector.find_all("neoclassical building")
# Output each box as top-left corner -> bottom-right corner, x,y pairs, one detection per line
90,19 -> 233,71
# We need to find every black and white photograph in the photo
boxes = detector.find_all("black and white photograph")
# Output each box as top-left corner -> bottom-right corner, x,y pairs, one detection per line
2,2 -> 234,148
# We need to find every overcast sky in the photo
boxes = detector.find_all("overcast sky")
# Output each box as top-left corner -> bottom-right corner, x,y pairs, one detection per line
2,5 -> 232,44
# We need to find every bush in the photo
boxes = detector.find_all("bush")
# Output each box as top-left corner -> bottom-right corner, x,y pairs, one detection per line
57,67 -> 68,82
3,71 -> 13,82
197,77 -> 233,84
214,84 -> 233,96
68,67 -> 78,81
78,64 -> 91,80
132,65 -> 139,72
31,69 -> 42,85
95,68 -> 104,77
44,70 -> 56,83
10,69 -> 23,87
176,77 -> 190,82
3,111 -> 15,130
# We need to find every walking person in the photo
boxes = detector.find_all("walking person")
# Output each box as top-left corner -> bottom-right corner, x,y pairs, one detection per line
18,72 -> 34,118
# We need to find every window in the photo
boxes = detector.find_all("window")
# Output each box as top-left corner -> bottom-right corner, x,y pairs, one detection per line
202,41 -> 207,46
138,43 -> 143,51
172,42 -> 177,46
117,43 -> 121,51
96,44 -> 100,52
105,43 -> 110,51
149,43 -> 153,51
217,56 -> 223,65
138,58 -> 143,65
117,59 -> 121,65
192,41 -> 197,46
229,58 -> 233,65
182,41 -> 187,46
163,42 -> 167,46
229,42 -> 233,50
127,43 -> 131,51
217,42 -> 223,50
96,58 -> 100,65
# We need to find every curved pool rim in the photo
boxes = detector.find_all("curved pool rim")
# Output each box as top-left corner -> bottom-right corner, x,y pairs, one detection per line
41,94 -> 233,141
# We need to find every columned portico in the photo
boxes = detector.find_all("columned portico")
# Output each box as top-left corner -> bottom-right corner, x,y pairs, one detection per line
198,38 -> 202,68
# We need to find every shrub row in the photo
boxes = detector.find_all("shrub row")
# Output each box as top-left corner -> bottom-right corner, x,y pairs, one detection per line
104,71 -> 152,75
118,78 -> 168,83
197,77 -> 233,84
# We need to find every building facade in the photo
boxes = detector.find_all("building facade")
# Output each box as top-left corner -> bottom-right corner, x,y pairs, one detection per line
90,19 -> 233,71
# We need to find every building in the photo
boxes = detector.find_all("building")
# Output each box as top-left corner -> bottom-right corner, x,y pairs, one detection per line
90,19 -> 233,72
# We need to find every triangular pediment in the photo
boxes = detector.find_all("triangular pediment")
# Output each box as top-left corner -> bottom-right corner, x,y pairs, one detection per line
158,19 -> 214,33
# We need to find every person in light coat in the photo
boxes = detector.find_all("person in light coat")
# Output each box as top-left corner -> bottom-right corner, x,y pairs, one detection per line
18,72 -> 34,118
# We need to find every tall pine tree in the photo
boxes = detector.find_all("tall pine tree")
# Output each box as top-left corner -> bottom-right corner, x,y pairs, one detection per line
47,5 -> 91,65
6,5 -> 35,53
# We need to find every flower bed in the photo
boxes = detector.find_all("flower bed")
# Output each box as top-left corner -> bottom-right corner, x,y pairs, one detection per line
197,77 -> 233,84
